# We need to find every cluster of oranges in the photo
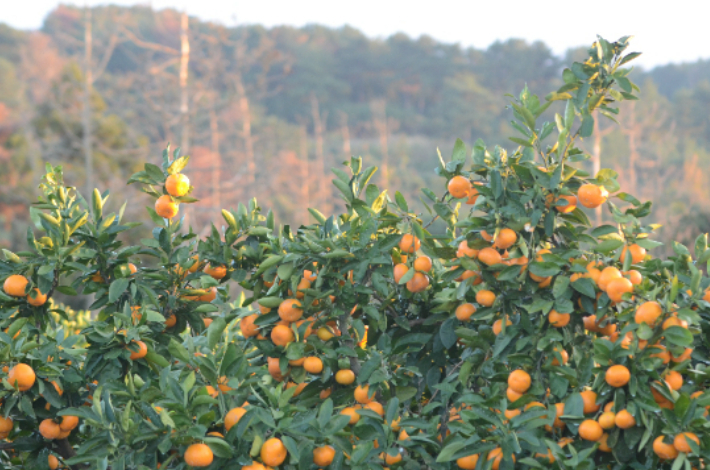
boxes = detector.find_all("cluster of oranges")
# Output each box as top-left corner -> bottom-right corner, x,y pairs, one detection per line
2,274 -> 47,306
393,234 -> 432,293
155,173 -> 190,219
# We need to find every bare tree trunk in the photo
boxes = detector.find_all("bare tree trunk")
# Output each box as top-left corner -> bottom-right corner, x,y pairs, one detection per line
83,7 -> 93,198
310,94 -> 328,212
209,106 -> 221,214
371,100 -> 389,187
299,125 -> 310,225
179,11 -> 190,154
236,76 -> 255,188
340,112 -> 351,158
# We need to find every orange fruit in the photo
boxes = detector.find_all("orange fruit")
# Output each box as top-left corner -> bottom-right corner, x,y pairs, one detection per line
383,450 -> 402,465
393,263 -> 409,283
278,299 -> 303,322
506,387 -> 523,402
504,409 -> 521,420
27,288 -> 48,306
598,411 -> 616,430
580,390 -> 600,414
554,194 -> 577,213
653,436 -> 679,460
242,462 -> 266,470
597,267 -> 622,291
650,344 -> 671,364
204,264 -> 227,280
492,317 -> 512,335
365,402 -> 384,416
260,438 -> 288,467
524,401 -> 545,411
625,270 -> 643,285
456,454 -> 479,470
39,419 -> 61,440
165,173 -> 190,197
184,443 -> 214,467
598,433 -> 612,452
267,357 -> 285,382
48,455 -> 60,470
271,325 -> 294,347
614,409 -> 636,429
548,310 -> 570,327
455,303 -> 476,322
448,175 -> 473,199
225,407 -> 247,431
198,287 -> 217,302
466,182 -> 483,204
673,432 -> 700,453
577,184 -> 609,208
475,290 -> 496,307
494,228 -> 517,249
399,234 -> 421,254
551,348 -> 569,366
578,419 -> 603,441
635,301 -> 662,326
605,365 -> 630,387
354,385 -> 373,404
481,230 -> 494,242
3,275 -> 28,297
406,272 -> 429,293
341,406 -> 360,425
0,416 -> 13,434
478,247 -> 502,266
552,402 -> 565,428
8,363 -> 36,391
129,341 -> 148,360
606,277 -> 633,303
59,415 -> 79,432
456,240 -> 478,258
663,316 -> 688,330
240,314 -> 259,338
458,270 -> 482,285
664,370 -> 683,391
313,445 -> 336,467
621,244 -> 646,265
304,357 -> 323,374
487,448 -> 513,470
671,348 -> 693,363
155,195 -> 179,219
508,370 -> 531,394
413,256 -> 433,273
336,369 -> 355,385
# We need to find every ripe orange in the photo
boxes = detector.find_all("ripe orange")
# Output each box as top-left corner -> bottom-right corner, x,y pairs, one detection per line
399,234 -> 420,254
204,264 -> 227,280
466,182 -> 483,205
59,415 -> 79,432
548,310 -> 570,327
650,344 -> 671,364
39,419 -> 62,439
271,325 -> 294,347
673,432 -> 699,453
577,184 -> 608,208
3,275 -> 28,297
635,301 -> 662,326
267,357 -> 285,382
406,272 -> 429,293
625,269 -> 643,285
48,455 -> 60,470
597,267 -> 622,291
448,175 -> 472,199
354,385 -> 373,404
580,390 -> 600,414
383,450 -> 402,465
606,277 -> 633,303
552,402 -> 565,428
365,402 -> 384,416
165,173 -> 190,197
478,247 -> 502,266
456,240 -> 478,258
598,411 -> 616,430
393,263 -> 408,283
341,406 -> 360,425
203,317 -> 213,328
487,448 -> 513,470
554,194 -> 577,213
260,437 -> 288,467
620,244 -> 646,265
304,357 -> 324,374
225,407 -> 247,431
480,230 -> 494,242
155,195 -> 179,219
492,317 -> 512,335
598,433 -> 612,452
671,347 -> 693,363
240,314 -> 259,337
456,454 -> 479,470
605,365 -> 630,387
504,409 -> 521,420
27,288 -> 48,306
664,370 -> 683,391
455,303 -> 476,322
8,363 -> 36,391
413,256 -> 433,272
0,416 -> 13,434
551,348 -> 569,366
663,316 -> 688,330
494,228 -> 517,249
242,461 -> 266,470
458,270 -> 482,285
508,370 -> 531,394
578,419 -> 603,441
184,443 -> 214,467
313,445 -> 336,467
614,409 -> 636,429
129,341 -> 148,360
475,290 -> 496,307
506,387 -> 523,402
336,369 -> 355,385
278,299 -> 303,322
198,287 -> 217,302
653,436 -> 679,460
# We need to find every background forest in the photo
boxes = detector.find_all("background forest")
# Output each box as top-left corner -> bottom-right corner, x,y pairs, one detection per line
1,5 -> 710,255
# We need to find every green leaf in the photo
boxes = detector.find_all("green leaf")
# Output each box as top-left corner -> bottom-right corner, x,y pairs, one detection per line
109,279 -> 129,303
395,191 -> 409,213
594,239 -> 624,254
207,317 -> 228,349
664,326 -> 694,348
452,138 -> 466,162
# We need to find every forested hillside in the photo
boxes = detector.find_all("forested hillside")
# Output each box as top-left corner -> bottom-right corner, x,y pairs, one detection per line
1,5 -> 709,253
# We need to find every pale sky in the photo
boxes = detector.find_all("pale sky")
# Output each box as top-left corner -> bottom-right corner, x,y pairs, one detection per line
4,0 -> 708,69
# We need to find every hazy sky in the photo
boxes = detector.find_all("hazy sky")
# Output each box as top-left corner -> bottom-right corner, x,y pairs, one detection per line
4,0 -> 707,69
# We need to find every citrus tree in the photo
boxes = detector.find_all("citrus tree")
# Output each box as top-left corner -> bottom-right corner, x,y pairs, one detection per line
1,35 -> 709,470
